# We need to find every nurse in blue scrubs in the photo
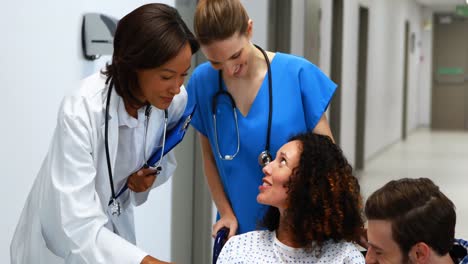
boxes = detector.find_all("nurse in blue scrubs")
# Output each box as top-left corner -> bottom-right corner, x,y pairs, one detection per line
187,0 -> 336,239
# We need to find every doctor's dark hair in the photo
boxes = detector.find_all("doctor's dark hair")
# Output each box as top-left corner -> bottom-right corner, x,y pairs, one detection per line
260,132 -> 364,250
103,3 -> 199,108
194,0 -> 249,45
365,178 -> 456,257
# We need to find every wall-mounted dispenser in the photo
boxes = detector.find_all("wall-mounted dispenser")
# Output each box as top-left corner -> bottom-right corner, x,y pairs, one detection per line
82,13 -> 118,60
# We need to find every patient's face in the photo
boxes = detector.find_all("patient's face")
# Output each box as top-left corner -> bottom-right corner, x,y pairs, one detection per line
257,140 -> 301,210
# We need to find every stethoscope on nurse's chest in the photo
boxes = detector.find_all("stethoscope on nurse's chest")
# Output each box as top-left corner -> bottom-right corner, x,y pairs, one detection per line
212,44 -> 273,167
104,77 -> 168,216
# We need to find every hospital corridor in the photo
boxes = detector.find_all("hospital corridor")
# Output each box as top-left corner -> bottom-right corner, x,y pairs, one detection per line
358,129 -> 468,240
1,0 -> 468,263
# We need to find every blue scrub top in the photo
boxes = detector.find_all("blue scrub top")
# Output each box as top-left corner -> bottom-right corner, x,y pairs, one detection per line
187,52 -> 337,234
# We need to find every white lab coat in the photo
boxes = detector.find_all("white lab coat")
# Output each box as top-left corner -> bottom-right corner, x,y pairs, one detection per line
10,72 -> 187,264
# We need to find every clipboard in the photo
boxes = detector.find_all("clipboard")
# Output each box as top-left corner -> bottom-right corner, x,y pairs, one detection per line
146,103 -> 196,167
109,103 -> 197,203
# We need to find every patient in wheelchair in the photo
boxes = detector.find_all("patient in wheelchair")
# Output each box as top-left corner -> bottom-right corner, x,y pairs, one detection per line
217,132 -> 365,263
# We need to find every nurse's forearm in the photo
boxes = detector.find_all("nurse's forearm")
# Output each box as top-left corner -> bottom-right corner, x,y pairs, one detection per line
205,165 -> 233,216
199,134 -> 234,216
312,114 -> 335,143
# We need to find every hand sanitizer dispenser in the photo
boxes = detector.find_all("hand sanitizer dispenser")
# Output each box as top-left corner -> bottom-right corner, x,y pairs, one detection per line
82,13 -> 118,60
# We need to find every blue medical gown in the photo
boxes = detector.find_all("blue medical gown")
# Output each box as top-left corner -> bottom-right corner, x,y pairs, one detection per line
187,53 -> 337,234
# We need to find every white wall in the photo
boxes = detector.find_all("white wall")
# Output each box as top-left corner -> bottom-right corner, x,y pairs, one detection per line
363,0 -> 425,160
335,0 -> 424,162
418,8 -> 434,127
0,1 -> 190,262
363,0 -> 401,159
318,0 -> 428,164
404,0 -> 424,133
241,0 -> 269,47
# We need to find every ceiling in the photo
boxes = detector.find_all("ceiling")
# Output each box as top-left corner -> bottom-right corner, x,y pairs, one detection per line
414,0 -> 467,12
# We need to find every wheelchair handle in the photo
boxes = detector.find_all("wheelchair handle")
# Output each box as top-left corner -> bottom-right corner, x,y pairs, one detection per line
212,227 -> 229,264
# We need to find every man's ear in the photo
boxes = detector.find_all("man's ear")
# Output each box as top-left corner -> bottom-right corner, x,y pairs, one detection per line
409,242 -> 431,264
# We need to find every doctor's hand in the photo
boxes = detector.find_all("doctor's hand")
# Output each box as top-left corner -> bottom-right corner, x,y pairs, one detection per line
212,213 -> 238,239
127,168 -> 158,193
141,255 -> 173,264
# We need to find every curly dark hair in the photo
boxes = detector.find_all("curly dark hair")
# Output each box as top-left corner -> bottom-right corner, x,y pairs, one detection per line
260,132 -> 364,249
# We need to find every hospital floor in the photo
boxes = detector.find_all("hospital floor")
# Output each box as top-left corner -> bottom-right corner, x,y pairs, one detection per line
358,128 -> 468,239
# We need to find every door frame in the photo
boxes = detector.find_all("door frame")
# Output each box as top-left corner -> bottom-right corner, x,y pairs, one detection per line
355,6 -> 369,171
329,0 -> 344,145
402,21 -> 410,140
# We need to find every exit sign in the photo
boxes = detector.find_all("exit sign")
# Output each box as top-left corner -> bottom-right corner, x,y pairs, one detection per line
456,5 -> 468,17
437,67 -> 464,75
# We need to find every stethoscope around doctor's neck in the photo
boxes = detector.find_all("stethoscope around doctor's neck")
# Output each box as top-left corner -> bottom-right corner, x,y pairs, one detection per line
212,44 -> 273,167
104,76 -> 168,216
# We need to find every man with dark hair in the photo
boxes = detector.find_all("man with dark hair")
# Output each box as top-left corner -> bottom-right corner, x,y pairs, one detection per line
364,178 -> 467,264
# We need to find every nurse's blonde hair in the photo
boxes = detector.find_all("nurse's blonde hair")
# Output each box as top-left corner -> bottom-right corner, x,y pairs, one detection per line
194,0 -> 249,45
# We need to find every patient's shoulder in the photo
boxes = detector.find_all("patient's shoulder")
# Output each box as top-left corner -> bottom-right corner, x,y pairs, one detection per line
227,230 -> 274,247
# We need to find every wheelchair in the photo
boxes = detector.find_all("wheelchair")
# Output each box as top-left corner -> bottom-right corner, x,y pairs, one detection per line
212,228 -> 229,264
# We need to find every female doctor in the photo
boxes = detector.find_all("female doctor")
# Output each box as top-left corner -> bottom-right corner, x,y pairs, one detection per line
10,4 -> 199,264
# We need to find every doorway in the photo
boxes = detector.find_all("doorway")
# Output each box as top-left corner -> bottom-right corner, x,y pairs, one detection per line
267,0 -> 292,52
431,13 -> 468,130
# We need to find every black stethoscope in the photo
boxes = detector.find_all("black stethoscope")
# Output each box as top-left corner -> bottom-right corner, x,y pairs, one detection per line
212,44 -> 273,167
104,77 -> 168,216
